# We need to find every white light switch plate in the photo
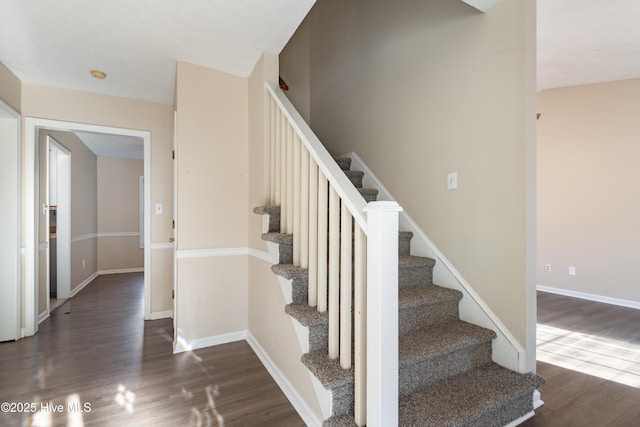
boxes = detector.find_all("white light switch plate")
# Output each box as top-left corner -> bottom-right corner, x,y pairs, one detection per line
155,203 -> 164,215
447,172 -> 458,190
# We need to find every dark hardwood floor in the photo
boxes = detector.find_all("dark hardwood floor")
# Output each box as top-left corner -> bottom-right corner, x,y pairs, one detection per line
522,291 -> 640,427
0,273 -> 305,427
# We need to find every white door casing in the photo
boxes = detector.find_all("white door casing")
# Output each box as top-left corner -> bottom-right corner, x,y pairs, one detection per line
0,100 -> 20,342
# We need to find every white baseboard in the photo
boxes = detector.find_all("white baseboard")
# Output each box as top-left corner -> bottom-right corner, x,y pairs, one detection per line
38,310 -> 49,325
149,310 -> 173,320
70,271 -> 99,298
533,390 -> 544,410
246,332 -> 322,427
98,267 -> 144,275
537,285 -> 640,310
173,330 -> 247,354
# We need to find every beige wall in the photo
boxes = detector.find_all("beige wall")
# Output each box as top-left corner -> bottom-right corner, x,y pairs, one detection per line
281,0 -> 534,345
175,62 -> 249,341
21,83 -> 174,314
246,53 -> 324,420
537,79 -> 640,303
0,62 -> 21,113
97,157 -> 144,271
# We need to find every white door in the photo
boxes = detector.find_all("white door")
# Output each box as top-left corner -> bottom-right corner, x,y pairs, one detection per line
38,132 -> 51,318
0,101 -> 20,342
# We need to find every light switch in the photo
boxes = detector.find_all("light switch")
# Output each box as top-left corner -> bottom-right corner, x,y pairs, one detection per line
447,172 -> 458,190
155,203 -> 164,215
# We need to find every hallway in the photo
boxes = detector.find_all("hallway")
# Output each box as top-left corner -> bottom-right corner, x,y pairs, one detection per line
0,273 -> 304,427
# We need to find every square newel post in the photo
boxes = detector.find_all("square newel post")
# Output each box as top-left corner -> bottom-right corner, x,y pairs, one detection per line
364,201 -> 402,427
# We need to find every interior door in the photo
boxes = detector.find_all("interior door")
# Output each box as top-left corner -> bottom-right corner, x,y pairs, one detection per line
0,103 -> 20,342
38,132 -> 51,318
172,110 -> 178,348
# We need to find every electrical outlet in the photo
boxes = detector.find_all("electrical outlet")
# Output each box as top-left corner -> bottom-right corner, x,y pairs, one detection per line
569,266 -> 576,276
82,259 -> 86,269
544,264 -> 551,272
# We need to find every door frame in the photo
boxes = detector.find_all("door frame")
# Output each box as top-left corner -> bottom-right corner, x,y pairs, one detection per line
0,99 -> 20,341
23,117 -> 152,336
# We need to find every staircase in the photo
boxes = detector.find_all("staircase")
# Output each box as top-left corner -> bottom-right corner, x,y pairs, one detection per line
254,156 -> 544,427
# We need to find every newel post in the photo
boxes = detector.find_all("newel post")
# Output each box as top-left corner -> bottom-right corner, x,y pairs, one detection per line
364,201 -> 401,427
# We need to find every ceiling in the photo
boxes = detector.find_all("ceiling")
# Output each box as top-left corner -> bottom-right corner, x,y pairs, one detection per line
0,0 -> 315,105
537,0 -> 640,90
2,1 -> 639,157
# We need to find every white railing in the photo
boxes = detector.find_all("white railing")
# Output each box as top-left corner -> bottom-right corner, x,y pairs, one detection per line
266,82 -> 400,427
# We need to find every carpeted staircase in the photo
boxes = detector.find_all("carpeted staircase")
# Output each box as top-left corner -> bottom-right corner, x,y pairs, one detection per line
254,156 -> 544,427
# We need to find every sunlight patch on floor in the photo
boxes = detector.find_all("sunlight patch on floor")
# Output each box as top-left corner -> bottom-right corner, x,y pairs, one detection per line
115,384 -> 136,414
537,323 -> 640,388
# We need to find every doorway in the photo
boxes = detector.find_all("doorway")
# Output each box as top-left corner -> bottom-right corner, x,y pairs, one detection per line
46,136 -> 71,314
23,118 -> 152,337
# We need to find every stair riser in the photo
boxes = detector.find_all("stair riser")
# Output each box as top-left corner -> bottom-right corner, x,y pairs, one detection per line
344,172 -> 363,188
291,277 -> 308,304
308,324 -> 329,354
330,383 -> 354,418
278,243 -> 293,264
399,302 -> 459,334
399,264 -> 434,287
399,342 -> 493,397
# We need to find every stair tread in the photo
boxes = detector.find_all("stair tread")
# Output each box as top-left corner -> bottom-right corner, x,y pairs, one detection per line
399,255 -> 436,268
399,320 -> 496,366
252,205 -> 280,215
399,364 -> 545,427
399,284 -> 461,307
302,351 -> 353,389
261,232 -> 292,245
285,302 -> 328,327
272,264 -> 307,280
322,415 -> 357,427
335,157 -> 352,170
343,170 -> 364,178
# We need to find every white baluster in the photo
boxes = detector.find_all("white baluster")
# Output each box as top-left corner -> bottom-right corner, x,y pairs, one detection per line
328,186 -> 340,359
354,225 -> 367,426
317,173 -> 328,312
340,205 -> 352,369
308,160 -> 318,307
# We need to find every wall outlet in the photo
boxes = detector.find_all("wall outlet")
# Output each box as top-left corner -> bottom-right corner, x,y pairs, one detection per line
569,266 -> 576,276
544,264 -> 551,272
82,259 -> 86,269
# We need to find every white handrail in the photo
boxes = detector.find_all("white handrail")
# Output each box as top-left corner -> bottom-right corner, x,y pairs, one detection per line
265,82 -> 368,233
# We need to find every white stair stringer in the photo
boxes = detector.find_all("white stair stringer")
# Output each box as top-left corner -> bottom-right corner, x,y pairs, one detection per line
260,218 -> 333,421
341,152 -> 528,374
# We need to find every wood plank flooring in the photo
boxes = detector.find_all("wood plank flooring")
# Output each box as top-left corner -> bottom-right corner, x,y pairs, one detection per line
0,273 -> 305,427
522,291 -> 640,427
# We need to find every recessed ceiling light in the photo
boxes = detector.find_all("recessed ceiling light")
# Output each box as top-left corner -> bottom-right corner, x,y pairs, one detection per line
90,69 -> 107,79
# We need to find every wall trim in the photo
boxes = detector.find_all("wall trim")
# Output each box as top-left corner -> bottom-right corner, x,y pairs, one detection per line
248,247 -> 274,263
149,310 -> 173,320
70,271 -> 99,298
175,246 -> 273,262
97,232 -> 140,238
537,285 -> 640,310
173,330 -> 247,354
176,247 -> 248,259
38,310 -> 49,325
71,233 -> 98,242
98,268 -> 144,275
247,332 -> 322,427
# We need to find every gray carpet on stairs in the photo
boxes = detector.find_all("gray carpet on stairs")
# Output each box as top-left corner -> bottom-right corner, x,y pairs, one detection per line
254,157 -> 544,426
